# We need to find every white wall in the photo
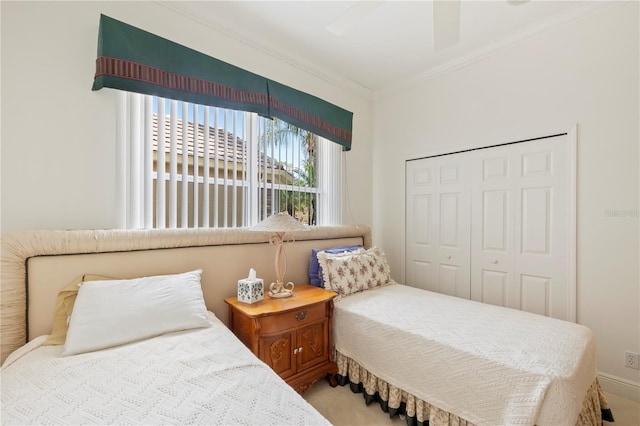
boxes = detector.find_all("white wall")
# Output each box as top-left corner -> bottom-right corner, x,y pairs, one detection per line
0,1 -> 373,234
372,2 -> 639,397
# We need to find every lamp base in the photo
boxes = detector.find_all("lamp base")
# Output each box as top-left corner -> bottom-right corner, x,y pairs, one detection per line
269,281 -> 294,298
269,289 -> 293,298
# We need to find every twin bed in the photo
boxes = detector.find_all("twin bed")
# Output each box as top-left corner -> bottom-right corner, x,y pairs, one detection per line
1,226 -> 365,425
315,244 -> 612,426
1,226 -> 612,425
2,313 -> 327,425
332,285 -> 609,425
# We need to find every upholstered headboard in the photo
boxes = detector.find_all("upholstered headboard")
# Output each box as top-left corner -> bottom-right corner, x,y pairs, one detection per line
1,225 -> 371,363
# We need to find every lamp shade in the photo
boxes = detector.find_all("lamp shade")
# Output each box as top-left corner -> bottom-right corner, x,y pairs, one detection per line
251,212 -> 308,234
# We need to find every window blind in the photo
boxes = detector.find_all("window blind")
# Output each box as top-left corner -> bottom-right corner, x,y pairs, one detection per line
119,92 -> 341,229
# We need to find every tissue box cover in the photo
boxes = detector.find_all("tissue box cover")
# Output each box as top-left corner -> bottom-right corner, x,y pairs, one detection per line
237,278 -> 264,304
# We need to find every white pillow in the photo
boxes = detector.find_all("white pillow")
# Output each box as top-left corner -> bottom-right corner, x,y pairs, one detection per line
63,269 -> 211,356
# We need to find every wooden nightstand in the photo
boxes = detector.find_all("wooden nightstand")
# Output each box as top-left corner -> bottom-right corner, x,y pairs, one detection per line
225,284 -> 338,394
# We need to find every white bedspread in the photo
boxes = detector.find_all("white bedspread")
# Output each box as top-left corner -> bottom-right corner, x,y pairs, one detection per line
334,284 -> 597,426
1,314 -> 329,426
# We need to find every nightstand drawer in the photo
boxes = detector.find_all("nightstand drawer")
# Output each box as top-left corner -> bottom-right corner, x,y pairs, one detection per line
260,303 -> 326,334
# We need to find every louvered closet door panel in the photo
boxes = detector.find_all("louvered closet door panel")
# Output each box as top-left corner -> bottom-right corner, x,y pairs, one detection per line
470,152 -> 515,307
405,159 -> 437,292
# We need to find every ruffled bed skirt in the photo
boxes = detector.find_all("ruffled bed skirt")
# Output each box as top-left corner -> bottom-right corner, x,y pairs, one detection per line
335,351 -> 614,426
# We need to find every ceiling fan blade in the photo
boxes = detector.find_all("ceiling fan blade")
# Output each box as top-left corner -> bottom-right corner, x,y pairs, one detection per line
433,0 -> 461,50
326,0 -> 385,36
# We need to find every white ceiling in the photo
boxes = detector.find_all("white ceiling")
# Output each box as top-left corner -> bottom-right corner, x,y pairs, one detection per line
162,1 -> 613,96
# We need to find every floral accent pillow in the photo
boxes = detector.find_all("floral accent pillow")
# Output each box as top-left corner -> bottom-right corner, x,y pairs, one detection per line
317,246 -> 392,301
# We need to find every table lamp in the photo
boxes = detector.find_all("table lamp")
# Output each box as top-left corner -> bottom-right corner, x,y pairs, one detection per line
251,212 -> 308,298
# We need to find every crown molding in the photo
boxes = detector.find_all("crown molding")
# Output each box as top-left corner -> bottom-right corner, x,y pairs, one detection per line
149,1 -> 623,105
374,1 -> 624,101
153,1 -> 375,103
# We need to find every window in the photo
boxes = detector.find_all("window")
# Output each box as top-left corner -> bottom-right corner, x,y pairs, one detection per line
117,92 -> 342,229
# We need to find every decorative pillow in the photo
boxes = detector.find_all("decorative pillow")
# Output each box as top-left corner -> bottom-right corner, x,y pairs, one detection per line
63,269 -> 211,356
317,246 -> 392,301
44,274 -> 114,346
309,245 -> 365,287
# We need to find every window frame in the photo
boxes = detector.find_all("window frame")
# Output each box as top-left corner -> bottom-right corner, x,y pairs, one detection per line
117,92 -> 342,229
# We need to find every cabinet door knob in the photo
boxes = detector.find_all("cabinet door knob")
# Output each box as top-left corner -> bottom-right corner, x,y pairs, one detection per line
493,260 -> 498,264
298,347 -> 303,353
295,311 -> 307,321
447,255 -> 452,260
294,348 -> 298,354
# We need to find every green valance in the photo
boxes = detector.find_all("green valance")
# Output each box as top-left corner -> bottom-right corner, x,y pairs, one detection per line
267,80 -> 352,149
92,14 -> 352,150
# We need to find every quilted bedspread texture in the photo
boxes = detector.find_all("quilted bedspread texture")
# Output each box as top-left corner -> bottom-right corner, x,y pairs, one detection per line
1,314 -> 329,425
333,284 -> 597,426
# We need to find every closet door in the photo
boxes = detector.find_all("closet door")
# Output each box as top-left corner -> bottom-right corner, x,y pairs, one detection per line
405,159 -> 437,292
436,154 -> 471,298
470,135 -> 573,320
406,133 -> 575,321
470,151 -> 516,308
514,136 -> 572,320
406,154 -> 471,298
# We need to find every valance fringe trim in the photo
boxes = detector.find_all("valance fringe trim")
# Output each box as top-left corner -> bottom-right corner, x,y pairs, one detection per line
95,56 -> 269,108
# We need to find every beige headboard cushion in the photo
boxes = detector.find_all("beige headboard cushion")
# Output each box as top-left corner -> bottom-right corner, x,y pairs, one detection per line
1,225 -> 371,363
